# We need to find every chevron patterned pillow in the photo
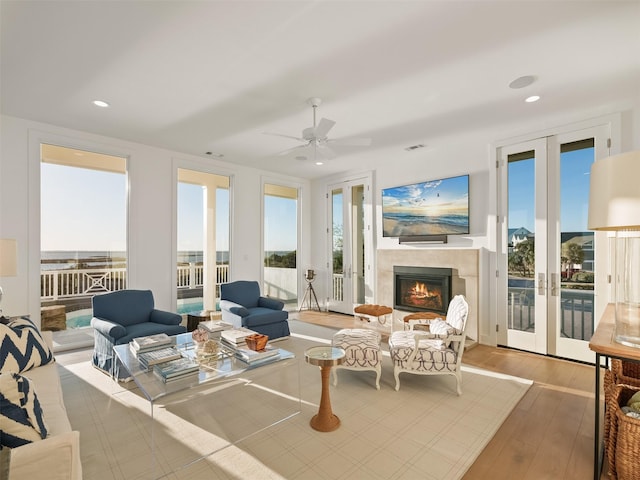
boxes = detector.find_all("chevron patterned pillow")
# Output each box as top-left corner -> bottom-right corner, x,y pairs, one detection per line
0,317 -> 54,374
0,372 -> 48,448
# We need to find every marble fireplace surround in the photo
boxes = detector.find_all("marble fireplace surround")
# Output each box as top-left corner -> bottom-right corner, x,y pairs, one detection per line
377,249 -> 479,342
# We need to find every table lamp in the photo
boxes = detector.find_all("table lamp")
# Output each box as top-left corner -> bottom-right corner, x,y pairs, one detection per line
588,150 -> 640,347
0,238 -> 18,317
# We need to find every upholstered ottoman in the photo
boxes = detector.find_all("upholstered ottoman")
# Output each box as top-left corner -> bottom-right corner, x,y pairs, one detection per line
331,328 -> 382,390
353,304 -> 392,325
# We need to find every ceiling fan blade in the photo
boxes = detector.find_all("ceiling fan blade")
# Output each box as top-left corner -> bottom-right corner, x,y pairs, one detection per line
313,118 -> 336,138
263,132 -> 306,142
275,144 -> 307,157
316,144 -> 337,160
328,137 -> 372,147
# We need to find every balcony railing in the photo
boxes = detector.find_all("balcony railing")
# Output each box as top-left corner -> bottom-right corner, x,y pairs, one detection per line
508,286 -> 594,340
41,264 -> 229,301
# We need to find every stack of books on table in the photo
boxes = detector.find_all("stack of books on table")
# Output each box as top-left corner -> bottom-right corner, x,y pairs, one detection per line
235,345 -> 279,365
198,320 -> 233,339
220,327 -> 257,349
137,347 -> 182,371
152,357 -> 200,383
130,333 -> 172,355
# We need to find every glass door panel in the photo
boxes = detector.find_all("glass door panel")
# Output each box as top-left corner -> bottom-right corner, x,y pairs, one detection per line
501,139 -> 548,354
551,126 -> 609,362
328,177 -> 372,314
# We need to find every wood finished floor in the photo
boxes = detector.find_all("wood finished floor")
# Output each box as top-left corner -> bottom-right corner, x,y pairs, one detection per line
294,310 -> 607,480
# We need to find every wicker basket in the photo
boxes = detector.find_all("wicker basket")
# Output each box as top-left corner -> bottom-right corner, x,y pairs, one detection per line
611,359 -> 640,388
607,384 -> 640,480
605,360 -> 640,460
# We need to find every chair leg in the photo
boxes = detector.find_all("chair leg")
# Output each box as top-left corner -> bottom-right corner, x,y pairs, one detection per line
374,366 -> 381,390
394,368 -> 401,391
455,372 -> 462,395
332,367 -> 339,387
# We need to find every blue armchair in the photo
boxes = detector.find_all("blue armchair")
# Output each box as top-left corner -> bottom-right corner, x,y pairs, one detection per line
90,289 -> 186,379
220,281 -> 290,340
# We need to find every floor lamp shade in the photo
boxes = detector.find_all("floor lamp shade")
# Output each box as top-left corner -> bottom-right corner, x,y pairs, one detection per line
588,151 -> 640,348
588,151 -> 640,231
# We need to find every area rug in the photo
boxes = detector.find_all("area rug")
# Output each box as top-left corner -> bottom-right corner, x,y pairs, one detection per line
56,321 -> 532,480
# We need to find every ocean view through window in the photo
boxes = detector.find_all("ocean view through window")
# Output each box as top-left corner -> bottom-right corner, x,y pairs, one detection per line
40,144 -> 127,332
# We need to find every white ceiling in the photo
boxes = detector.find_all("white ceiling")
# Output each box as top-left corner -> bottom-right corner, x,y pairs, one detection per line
2,1 -> 639,179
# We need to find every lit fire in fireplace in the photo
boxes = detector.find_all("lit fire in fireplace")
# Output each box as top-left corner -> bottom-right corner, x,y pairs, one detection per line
401,280 -> 443,311
410,281 -> 437,299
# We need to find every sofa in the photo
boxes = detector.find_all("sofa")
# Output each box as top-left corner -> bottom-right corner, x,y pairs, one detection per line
220,280 -> 290,340
1,317 -> 82,480
91,289 -> 186,379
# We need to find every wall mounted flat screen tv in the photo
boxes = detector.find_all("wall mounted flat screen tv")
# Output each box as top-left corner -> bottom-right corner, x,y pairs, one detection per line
382,174 -> 469,237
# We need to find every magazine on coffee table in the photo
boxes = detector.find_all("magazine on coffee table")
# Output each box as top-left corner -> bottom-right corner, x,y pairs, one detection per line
199,320 -> 233,333
235,344 -> 279,364
221,327 -> 257,347
153,357 -> 199,381
137,347 -> 182,370
131,333 -> 172,352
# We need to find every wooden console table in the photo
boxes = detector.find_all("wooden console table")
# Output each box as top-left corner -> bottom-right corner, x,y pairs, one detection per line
589,304 -> 640,480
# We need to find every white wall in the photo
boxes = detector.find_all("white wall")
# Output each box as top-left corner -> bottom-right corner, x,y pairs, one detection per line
310,101 -> 640,346
0,115 -> 310,326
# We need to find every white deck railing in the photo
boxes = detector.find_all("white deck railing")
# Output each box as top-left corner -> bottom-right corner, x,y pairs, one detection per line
41,264 -> 229,301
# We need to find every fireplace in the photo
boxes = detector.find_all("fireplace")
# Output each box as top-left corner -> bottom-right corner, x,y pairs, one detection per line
393,266 -> 452,315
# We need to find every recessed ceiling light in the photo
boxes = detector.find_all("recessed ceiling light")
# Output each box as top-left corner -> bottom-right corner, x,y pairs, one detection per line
93,100 -> 110,108
315,161 -> 323,166
509,75 -> 536,89
525,95 -> 540,103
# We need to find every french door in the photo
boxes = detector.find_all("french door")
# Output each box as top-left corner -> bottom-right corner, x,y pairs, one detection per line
327,176 -> 373,314
497,125 -> 610,362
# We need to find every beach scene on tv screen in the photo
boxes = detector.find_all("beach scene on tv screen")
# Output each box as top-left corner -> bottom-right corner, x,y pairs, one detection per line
382,175 -> 469,236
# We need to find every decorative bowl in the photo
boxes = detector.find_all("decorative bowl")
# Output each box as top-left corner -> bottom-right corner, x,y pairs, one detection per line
245,334 -> 268,351
192,328 -> 208,344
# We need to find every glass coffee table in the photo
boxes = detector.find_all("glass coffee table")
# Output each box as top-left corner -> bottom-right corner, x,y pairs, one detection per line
113,333 -> 299,478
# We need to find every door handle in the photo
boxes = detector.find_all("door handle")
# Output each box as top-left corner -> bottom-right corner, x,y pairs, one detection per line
551,273 -> 559,296
537,273 -> 546,295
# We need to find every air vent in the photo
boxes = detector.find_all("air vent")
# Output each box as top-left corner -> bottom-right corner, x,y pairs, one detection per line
404,144 -> 425,152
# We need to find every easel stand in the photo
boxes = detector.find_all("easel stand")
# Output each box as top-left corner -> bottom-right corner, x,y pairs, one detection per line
299,280 -> 321,312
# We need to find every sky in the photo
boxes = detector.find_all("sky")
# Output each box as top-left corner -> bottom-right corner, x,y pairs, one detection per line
508,146 -> 594,233
41,163 -> 296,252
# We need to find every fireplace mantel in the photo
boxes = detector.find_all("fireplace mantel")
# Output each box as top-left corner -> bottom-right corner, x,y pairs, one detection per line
377,249 -> 479,341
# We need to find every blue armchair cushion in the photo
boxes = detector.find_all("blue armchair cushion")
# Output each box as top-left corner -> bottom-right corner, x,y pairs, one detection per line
221,281 -> 261,309
90,317 -> 126,340
92,289 -> 158,327
258,297 -> 284,310
230,306 -> 250,317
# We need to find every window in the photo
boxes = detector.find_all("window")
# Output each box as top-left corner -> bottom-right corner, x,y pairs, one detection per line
40,144 -> 127,333
263,183 -> 298,305
177,169 -> 229,313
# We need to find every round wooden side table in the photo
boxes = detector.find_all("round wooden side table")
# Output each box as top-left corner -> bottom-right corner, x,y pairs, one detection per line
305,346 -> 345,432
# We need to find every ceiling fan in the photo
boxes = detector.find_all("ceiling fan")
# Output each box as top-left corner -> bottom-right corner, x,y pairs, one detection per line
264,97 -> 371,162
